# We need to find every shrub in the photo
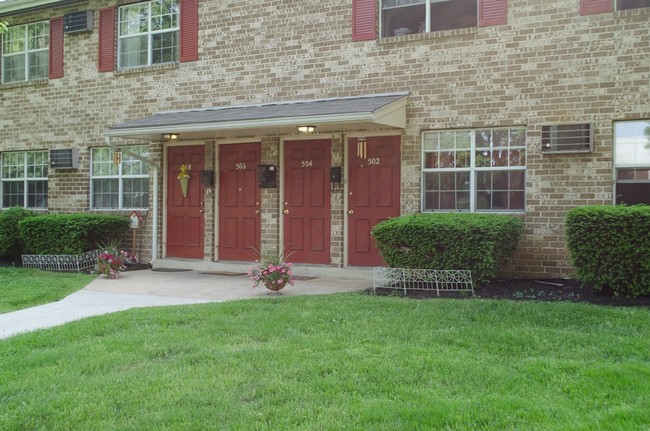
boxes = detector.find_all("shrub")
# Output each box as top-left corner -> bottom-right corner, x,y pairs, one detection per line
19,213 -> 130,255
0,207 -> 36,260
566,205 -> 650,297
372,213 -> 523,283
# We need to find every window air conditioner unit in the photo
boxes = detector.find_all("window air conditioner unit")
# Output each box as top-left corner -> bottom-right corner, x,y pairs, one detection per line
64,11 -> 93,34
541,123 -> 593,154
50,149 -> 79,169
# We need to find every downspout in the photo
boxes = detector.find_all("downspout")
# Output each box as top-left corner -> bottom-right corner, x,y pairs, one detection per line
104,136 -> 159,261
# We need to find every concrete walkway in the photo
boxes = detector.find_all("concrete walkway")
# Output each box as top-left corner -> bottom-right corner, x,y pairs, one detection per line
0,269 -> 371,340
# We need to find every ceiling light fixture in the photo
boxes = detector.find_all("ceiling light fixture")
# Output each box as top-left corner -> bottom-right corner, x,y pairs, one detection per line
297,125 -> 316,134
161,133 -> 179,140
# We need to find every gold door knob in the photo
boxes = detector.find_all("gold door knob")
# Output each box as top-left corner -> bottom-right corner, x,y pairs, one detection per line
347,209 -> 354,215
199,209 -> 204,213
255,210 -> 261,214
283,209 -> 289,215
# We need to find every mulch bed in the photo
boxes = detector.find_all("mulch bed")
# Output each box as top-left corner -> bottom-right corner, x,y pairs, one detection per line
375,278 -> 650,307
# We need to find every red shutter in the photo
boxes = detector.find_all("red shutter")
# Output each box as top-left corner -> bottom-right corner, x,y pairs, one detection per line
180,0 -> 199,62
98,7 -> 115,72
49,16 -> 64,79
352,0 -> 376,42
579,0 -> 613,15
479,0 -> 508,27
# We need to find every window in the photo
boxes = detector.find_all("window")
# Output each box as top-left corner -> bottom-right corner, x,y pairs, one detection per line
381,0 -> 477,37
91,146 -> 149,209
617,0 -> 650,10
1,21 -> 49,83
1,151 -> 48,209
422,127 -> 526,212
614,120 -> 650,205
118,0 -> 179,68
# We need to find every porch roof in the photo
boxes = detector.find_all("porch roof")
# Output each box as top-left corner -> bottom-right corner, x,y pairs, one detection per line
103,93 -> 408,141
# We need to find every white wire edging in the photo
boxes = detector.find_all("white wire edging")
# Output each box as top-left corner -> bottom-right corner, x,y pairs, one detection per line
21,249 -> 100,272
373,267 -> 474,296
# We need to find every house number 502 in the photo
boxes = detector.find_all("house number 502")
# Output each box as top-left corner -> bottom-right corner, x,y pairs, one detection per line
367,158 -> 380,165
235,163 -> 246,170
301,160 -> 313,167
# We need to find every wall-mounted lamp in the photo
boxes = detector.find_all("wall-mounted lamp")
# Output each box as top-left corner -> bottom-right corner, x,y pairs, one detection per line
161,133 -> 179,140
297,125 -> 316,134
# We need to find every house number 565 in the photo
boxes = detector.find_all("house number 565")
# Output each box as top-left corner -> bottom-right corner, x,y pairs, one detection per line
235,163 -> 246,170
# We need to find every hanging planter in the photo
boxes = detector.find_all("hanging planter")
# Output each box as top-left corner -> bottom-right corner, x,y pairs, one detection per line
177,164 -> 191,198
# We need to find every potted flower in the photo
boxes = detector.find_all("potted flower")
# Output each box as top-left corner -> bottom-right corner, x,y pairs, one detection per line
96,245 -> 134,279
247,247 -> 295,292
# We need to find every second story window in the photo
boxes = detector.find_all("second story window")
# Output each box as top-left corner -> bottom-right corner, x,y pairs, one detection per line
617,0 -> 650,10
1,150 -> 48,209
381,0 -> 477,37
1,21 -> 49,83
118,0 -> 179,69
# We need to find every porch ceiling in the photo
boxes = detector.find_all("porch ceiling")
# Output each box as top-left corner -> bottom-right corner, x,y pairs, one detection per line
103,93 -> 409,142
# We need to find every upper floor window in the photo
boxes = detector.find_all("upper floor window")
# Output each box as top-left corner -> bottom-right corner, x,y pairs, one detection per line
1,150 -> 48,209
422,127 -> 526,212
118,0 -> 179,69
614,120 -> 650,205
91,146 -> 149,209
617,0 -> 650,10
1,21 -> 49,83
381,0 -> 477,37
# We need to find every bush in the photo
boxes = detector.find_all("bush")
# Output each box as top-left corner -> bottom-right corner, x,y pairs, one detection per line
19,213 -> 130,255
0,207 -> 36,260
371,213 -> 523,283
566,205 -> 650,297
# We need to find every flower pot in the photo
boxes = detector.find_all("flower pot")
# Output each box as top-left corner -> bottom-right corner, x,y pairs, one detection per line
179,177 -> 189,198
264,279 -> 288,292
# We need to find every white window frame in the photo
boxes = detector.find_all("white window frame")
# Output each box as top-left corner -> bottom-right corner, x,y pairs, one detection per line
1,21 -> 49,84
117,0 -> 180,69
421,127 -> 527,213
613,119 -> 650,205
1,150 -> 48,209
91,146 -> 150,210
380,0 -> 477,38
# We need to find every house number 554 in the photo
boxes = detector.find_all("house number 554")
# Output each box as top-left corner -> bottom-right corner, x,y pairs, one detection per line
301,160 -> 313,167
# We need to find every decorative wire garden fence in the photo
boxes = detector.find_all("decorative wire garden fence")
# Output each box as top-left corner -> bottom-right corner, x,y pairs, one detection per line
373,267 -> 474,296
22,250 -> 100,272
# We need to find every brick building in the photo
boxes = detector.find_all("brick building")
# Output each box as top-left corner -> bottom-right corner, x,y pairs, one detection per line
1,0 -> 648,277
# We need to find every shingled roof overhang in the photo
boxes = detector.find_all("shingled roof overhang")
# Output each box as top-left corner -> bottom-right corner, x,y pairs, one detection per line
0,0 -> 84,15
103,93 -> 409,141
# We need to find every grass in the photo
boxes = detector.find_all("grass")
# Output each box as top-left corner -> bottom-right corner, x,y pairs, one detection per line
1,293 -> 649,430
0,267 -> 95,313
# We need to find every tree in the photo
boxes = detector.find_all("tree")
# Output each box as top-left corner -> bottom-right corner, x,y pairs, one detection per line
0,21 -> 7,34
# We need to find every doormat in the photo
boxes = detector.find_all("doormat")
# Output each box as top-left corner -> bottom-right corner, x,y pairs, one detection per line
199,271 -> 246,276
151,268 -> 193,272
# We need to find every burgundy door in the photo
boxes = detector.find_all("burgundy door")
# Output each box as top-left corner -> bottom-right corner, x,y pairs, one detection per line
166,145 -> 205,259
284,139 -> 331,264
348,136 -> 401,266
219,143 -> 261,261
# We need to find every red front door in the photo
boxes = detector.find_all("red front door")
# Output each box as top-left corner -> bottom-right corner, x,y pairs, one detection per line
166,145 -> 205,259
348,136 -> 401,266
219,143 -> 261,261
284,139 -> 331,264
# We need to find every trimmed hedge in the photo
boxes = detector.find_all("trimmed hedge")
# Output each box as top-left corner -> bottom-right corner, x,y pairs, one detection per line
372,213 -> 523,283
566,205 -> 650,297
0,207 -> 36,260
19,213 -> 130,255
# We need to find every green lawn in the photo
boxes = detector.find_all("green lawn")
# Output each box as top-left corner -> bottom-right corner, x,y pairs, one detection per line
0,267 -> 95,313
1,293 -> 649,430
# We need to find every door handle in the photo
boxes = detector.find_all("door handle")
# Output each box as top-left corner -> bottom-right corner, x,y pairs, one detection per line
199,209 -> 204,213
255,210 -> 261,214
347,210 -> 354,215
283,209 -> 289,215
